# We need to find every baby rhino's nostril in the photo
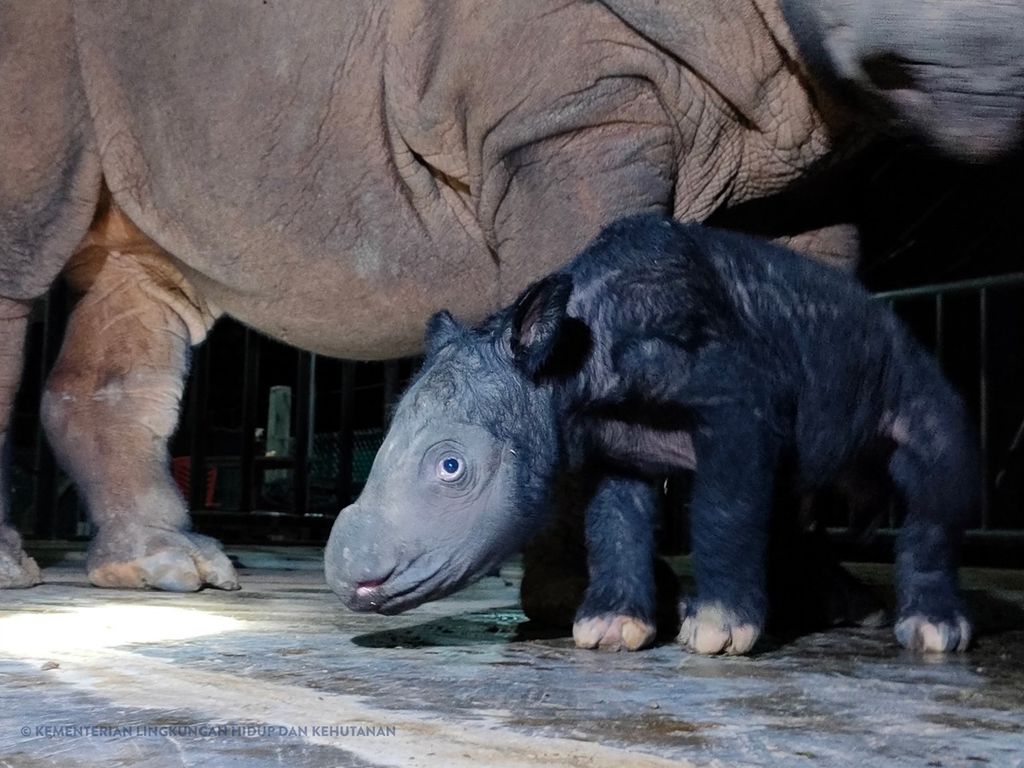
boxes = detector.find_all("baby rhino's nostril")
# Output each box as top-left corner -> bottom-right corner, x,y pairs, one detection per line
355,578 -> 385,593
355,568 -> 394,596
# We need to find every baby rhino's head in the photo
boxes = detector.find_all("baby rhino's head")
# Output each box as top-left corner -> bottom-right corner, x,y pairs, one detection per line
325,274 -> 584,613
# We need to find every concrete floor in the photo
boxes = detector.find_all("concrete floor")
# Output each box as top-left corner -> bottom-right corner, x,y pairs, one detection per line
1,547 -> 1022,768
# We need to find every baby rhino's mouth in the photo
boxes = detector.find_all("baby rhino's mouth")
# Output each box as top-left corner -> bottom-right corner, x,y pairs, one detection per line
355,575 -> 389,592
345,570 -> 394,611
344,561 -> 435,614
345,558 -> 455,615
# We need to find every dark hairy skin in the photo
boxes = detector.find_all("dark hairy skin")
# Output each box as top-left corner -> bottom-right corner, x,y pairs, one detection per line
326,214 -> 977,655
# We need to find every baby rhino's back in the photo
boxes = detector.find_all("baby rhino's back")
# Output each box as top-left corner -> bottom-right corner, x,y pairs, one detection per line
689,222 -> 909,478
574,215 -> 953,485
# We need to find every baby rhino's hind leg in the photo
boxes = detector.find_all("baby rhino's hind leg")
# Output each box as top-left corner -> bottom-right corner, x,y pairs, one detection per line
888,401 -> 977,653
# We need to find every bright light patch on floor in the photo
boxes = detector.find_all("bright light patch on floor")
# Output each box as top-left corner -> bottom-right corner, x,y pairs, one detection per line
0,605 -> 243,657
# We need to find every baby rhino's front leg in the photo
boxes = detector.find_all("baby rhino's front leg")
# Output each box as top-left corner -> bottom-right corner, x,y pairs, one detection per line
678,405 -> 777,655
572,475 -> 660,652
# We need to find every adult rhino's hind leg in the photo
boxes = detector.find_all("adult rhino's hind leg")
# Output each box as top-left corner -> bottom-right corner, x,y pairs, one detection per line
0,300 -> 42,587
41,217 -> 237,592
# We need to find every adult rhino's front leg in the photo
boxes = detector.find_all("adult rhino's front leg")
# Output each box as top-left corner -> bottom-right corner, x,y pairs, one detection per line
41,219 -> 237,592
0,299 -> 42,588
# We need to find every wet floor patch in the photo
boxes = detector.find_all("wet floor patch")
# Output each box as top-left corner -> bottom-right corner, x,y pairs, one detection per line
351,608 -> 571,648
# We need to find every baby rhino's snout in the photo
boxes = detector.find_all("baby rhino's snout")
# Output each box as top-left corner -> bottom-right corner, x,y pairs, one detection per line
324,503 -> 397,612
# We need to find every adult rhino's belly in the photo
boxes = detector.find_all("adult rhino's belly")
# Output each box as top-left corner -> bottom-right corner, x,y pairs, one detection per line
186,237 -> 500,360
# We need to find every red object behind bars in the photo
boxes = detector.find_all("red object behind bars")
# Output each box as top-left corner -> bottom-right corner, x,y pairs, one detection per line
171,457 -> 218,509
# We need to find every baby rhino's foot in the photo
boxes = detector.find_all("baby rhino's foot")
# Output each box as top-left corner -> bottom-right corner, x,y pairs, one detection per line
573,613 -> 657,652
677,599 -> 762,655
895,613 -> 972,653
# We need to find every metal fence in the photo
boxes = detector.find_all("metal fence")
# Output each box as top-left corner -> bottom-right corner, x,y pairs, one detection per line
174,330 -> 411,543
846,273 -> 1024,566
9,268 -> 1024,564
167,270 -> 1024,563
877,272 -> 1024,531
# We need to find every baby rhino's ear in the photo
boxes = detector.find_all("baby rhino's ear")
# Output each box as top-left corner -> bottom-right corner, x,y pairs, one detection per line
510,273 -> 573,378
424,310 -> 462,358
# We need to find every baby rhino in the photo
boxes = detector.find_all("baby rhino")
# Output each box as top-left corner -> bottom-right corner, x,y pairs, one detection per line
325,214 -> 976,655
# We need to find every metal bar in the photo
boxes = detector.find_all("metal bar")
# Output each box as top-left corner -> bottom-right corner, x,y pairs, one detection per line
866,186 -> 959,277
336,361 -> 356,507
827,527 -> 1024,569
238,330 -> 261,513
187,341 -> 210,511
293,351 -> 315,516
978,288 -> 990,529
883,291 -> 895,530
874,272 -> 1024,302
996,415 -> 1024,491
934,293 -> 944,366
1003,417 -> 1024,464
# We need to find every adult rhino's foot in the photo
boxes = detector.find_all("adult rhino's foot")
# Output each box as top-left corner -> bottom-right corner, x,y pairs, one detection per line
571,554 -> 665,652
677,599 -> 762,656
895,612 -> 972,653
88,527 -> 239,591
573,614 -> 656,651
0,528 -> 41,588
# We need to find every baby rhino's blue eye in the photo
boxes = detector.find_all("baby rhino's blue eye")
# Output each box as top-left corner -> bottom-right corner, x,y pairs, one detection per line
437,455 -> 465,482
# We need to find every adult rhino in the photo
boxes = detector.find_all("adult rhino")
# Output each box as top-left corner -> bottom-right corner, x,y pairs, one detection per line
1,0 -> 1021,591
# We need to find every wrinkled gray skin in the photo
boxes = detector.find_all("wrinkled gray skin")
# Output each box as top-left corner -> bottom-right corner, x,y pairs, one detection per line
1,0 -> 1023,593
